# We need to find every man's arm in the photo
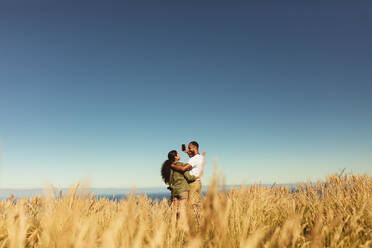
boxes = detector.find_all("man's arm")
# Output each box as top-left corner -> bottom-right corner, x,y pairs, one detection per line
184,171 -> 197,182
170,163 -> 192,172
197,152 -> 207,177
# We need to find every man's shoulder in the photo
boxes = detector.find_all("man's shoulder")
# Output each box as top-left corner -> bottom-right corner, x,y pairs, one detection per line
189,154 -> 203,165
190,154 -> 202,158
193,154 -> 203,160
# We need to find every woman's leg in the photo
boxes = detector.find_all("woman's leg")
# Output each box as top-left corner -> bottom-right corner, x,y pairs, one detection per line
171,195 -> 181,226
172,198 -> 179,207
178,198 -> 187,210
176,193 -> 189,227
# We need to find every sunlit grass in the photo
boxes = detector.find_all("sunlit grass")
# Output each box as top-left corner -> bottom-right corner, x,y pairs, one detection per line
0,172 -> 371,247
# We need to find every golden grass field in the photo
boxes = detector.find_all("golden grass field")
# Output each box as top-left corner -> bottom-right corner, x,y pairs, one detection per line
0,172 -> 371,248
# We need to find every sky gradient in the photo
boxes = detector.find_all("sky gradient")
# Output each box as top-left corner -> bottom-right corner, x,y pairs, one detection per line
0,0 -> 371,188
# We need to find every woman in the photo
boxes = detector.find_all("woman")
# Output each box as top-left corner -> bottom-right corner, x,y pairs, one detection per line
161,150 -> 199,206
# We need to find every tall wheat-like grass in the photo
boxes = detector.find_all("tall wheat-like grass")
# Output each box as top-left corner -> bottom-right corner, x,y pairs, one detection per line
0,172 -> 370,248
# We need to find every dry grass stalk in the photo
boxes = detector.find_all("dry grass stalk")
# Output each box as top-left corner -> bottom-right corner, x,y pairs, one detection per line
0,173 -> 370,247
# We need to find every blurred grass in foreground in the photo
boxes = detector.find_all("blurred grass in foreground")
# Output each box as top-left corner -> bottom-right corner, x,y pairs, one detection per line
0,172 -> 371,248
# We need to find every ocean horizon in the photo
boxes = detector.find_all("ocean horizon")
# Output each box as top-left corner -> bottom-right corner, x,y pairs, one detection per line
0,183 -> 301,201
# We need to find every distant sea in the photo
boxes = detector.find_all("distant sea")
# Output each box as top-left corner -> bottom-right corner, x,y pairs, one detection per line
0,184 -> 299,201
0,187 -> 173,201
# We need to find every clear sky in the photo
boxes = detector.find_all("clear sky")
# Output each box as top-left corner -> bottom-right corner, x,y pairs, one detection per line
0,0 -> 371,188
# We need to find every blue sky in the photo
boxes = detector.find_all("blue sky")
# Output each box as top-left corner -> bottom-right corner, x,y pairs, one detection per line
0,0 -> 371,188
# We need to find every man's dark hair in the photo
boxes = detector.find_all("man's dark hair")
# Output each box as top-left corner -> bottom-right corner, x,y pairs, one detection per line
190,141 -> 199,149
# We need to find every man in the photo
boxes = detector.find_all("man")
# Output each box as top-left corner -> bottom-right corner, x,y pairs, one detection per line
170,141 -> 204,220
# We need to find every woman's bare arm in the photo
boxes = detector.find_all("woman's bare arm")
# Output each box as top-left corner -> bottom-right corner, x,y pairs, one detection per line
170,163 -> 192,172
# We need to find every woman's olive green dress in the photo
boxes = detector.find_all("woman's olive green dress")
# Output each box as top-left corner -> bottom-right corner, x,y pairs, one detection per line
168,162 -> 196,200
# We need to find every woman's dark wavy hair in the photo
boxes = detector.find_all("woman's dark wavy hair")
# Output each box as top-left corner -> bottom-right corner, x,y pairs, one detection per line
161,150 -> 177,184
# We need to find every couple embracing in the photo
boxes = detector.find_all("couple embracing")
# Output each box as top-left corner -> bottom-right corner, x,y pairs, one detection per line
161,141 -> 205,217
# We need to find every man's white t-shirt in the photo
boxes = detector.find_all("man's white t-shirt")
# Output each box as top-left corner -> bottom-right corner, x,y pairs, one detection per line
188,154 -> 203,180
